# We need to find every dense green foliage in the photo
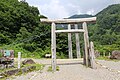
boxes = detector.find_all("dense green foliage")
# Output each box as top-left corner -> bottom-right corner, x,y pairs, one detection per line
0,0 -> 51,58
0,0 -> 40,39
89,4 -> 120,54
0,0 -> 120,58
0,0 -> 70,58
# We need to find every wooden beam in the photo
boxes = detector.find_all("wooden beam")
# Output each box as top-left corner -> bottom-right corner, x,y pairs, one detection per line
51,22 -> 56,72
83,22 -> 89,67
84,22 -> 90,66
68,24 -> 73,59
55,29 -> 85,33
75,24 -> 81,58
40,17 -> 96,23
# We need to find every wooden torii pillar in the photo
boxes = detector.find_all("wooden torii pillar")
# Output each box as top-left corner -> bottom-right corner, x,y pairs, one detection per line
68,24 -> 73,59
40,17 -> 96,71
75,24 -> 81,58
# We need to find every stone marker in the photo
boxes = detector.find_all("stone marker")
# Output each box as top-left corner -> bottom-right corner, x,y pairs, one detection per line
110,50 -> 120,60
18,52 -> 21,69
22,59 -> 35,65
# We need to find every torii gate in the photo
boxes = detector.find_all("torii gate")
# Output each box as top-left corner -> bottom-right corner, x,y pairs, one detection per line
41,17 -> 96,71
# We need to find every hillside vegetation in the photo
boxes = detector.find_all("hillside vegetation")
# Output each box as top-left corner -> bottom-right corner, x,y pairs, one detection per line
89,4 -> 120,54
0,0 -> 69,58
0,0 -> 120,58
0,0 -> 51,58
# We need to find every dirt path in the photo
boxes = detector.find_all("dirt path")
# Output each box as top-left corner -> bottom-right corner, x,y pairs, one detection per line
8,59 -> 120,80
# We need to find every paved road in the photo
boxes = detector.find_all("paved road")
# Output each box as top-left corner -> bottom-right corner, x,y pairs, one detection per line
8,59 -> 120,80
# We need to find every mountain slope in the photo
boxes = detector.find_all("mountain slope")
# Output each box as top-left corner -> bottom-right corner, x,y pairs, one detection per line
68,14 -> 94,19
89,4 -> 120,53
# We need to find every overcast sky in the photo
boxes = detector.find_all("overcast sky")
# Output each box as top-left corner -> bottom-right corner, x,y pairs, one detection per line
26,0 -> 120,19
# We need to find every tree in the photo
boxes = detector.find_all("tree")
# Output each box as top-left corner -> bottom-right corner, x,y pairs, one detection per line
0,0 -> 40,39
90,4 -> 120,53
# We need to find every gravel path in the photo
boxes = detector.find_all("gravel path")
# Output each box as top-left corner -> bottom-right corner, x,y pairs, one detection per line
97,60 -> 120,71
8,59 -> 120,80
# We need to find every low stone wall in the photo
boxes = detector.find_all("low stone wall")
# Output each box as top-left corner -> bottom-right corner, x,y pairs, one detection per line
0,66 -> 36,79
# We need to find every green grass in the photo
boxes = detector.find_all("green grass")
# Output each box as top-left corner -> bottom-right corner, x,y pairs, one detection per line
22,63 -> 44,71
97,56 -> 120,62
0,63 -> 44,79
47,66 -> 59,72
0,62 -> 44,73
0,67 -> 15,73
97,56 -> 109,60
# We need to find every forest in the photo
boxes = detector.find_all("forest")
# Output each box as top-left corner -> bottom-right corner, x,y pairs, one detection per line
0,0 -> 120,58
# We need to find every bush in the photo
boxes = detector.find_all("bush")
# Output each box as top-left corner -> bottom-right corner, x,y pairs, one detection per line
0,34 -> 11,44
21,43 -> 36,52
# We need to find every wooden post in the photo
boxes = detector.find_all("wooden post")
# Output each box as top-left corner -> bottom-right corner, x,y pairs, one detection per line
109,52 -> 111,57
90,41 -> 96,69
75,24 -> 81,58
51,22 -> 56,72
18,52 -> 21,69
83,22 -> 89,67
103,52 -> 105,57
68,24 -> 73,59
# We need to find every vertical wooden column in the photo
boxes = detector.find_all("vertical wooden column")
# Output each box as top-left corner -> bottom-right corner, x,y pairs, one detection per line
90,41 -> 96,69
108,52 -> 111,57
83,22 -> 89,67
68,24 -> 73,59
103,52 -> 105,57
75,24 -> 81,58
51,22 -> 56,72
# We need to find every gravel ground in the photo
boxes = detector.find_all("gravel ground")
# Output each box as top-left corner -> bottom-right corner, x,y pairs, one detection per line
7,59 -> 120,80
97,60 -> 120,71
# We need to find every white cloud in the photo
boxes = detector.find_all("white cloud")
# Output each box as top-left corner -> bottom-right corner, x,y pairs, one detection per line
26,0 -> 120,19
87,9 -> 95,15
67,3 -> 78,8
38,0 -> 69,19
77,10 -> 82,15
114,0 -> 120,3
